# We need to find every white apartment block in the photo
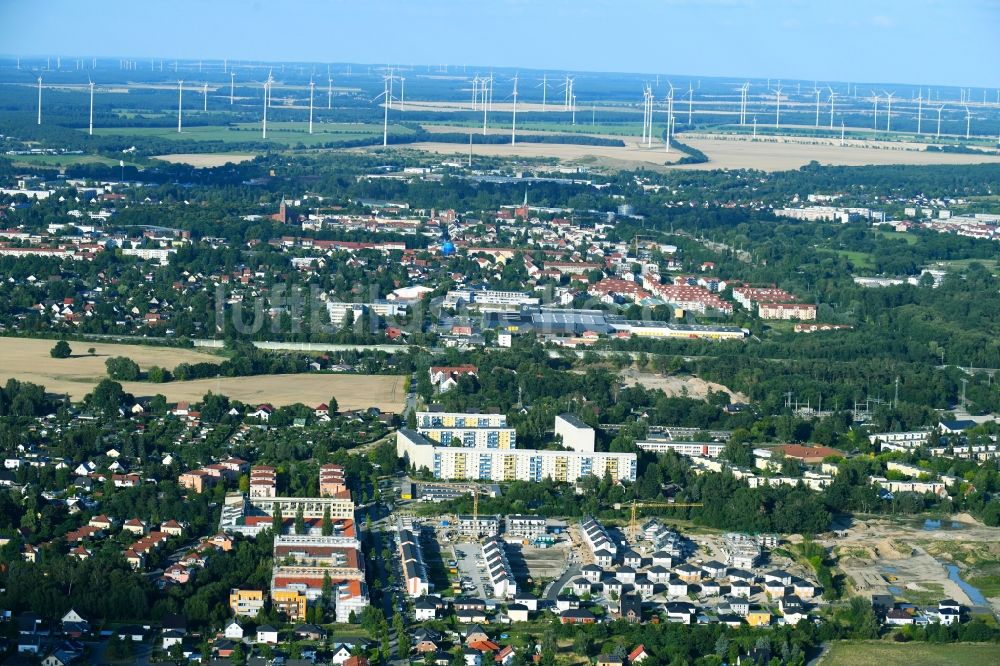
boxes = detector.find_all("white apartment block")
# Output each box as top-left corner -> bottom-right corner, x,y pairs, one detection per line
868,431 -> 931,449
326,300 -> 405,323
581,516 -> 618,562
419,426 -> 517,450
415,411 -> 507,428
399,527 -> 431,597
397,429 -> 636,483
636,440 -> 726,458
554,413 -> 595,453
483,538 -> 518,599
506,515 -> 548,539
757,303 -> 817,321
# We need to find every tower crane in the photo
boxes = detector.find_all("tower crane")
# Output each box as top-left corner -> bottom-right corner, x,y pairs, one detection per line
614,500 -> 703,540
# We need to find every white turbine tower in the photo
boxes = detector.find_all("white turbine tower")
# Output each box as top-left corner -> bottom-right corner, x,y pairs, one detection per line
203,83 -> 208,111
230,71 -> 236,105
88,79 -> 94,136
537,74 -> 548,112
964,104 -> 972,139
666,82 -> 675,146
871,91 -> 879,132
262,74 -> 272,139
916,89 -> 923,135
37,76 -> 42,125
828,87 -> 837,129
308,79 -> 315,134
773,85 -> 783,130
687,83 -> 694,126
752,114 -> 757,138
884,91 -> 895,131
814,87 -> 821,127
177,80 -> 184,133
327,72 -> 333,110
373,75 -> 395,146
935,104 -> 945,139
511,74 -> 519,146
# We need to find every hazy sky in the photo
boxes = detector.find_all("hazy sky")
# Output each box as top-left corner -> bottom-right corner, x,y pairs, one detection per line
2,0 -> 998,87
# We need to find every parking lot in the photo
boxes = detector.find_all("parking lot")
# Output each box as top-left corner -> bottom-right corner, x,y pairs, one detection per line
453,542 -> 491,598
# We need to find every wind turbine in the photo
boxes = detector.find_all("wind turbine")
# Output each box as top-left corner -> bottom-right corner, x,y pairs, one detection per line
572,94 -> 577,125
916,89 -> 923,134
88,78 -> 94,136
814,86 -> 821,127
308,79 -> 315,134
964,104 -> 972,139
230,71 -> 235,105
828,87 -> 837,129
203,83 -> 208,112
883,91 -> 895,131
537,74 -> 548,112
687,82 -> 694,126
471,75 -> 480,110
327,71 -> 333,110
773,85 -> 783,129
373,74 -> 397,146
871,91 -> 879,132
177,80 -> 184,133
935,104 -> 945,139
740,82 -> 749,126
511,74 -> 519,145
262,73 -> 272,139
37,76 -> 42,125
752,114 -> 757,138
666,82 -> 675,144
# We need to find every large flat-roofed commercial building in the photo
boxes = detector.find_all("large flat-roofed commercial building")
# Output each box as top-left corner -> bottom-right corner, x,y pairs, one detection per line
554,414 -> 595,453
397,428 -> 636,483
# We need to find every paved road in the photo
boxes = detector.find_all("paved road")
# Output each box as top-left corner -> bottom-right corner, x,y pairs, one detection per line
544,563 -> 580,600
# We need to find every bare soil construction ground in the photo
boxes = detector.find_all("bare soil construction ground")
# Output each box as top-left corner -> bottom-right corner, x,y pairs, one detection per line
619,368 -> 749,403
818,514 -> 1000,615
0,337 -> 406,411
153,153 -> 257,167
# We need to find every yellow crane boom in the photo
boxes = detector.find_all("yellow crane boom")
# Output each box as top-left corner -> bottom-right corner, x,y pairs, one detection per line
614,499 -> 703,540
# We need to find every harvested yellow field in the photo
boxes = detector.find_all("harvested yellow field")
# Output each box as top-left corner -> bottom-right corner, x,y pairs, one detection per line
398,139 -> 685,168
153,153 -> 257,167
117,374 -> 407,412
676,134 -> 1000,171
0,338 -> 221,396
0,337 -> 405,411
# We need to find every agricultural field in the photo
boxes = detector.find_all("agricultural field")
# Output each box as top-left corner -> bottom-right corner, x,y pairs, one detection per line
0,337 -> 222,397
675,134 -> 1000,171
90,121 -> 414,146
5,153 -> 132,169
820,641 -> 1000,666
398,138 -> 686,169
0,337 -> 406,411
153,153 -> 257,167
115,373 -> 406,412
